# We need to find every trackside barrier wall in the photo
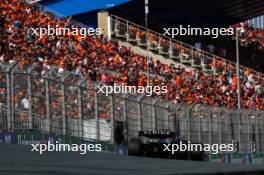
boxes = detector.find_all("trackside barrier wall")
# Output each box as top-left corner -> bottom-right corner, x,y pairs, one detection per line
0,130 -> 116,153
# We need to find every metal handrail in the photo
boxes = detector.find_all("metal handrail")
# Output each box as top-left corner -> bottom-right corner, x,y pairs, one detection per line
110,15 -> 264,82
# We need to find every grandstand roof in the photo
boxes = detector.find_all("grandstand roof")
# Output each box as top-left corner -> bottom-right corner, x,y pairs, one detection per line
40,0 -> 263,27
40,0 -> 130,16
107,0 -> 264,27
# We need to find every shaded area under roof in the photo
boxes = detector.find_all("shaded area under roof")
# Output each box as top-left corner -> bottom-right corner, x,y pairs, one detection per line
108,0 -> 264,28
71,0 -> 264,28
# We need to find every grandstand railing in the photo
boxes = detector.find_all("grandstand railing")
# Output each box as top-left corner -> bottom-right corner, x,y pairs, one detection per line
0,61 -> 264,154
110,15 -> 264,82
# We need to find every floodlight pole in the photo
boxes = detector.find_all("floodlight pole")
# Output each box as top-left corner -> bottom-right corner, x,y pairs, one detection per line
236,29 -> 241,109
145,0 -> 150,86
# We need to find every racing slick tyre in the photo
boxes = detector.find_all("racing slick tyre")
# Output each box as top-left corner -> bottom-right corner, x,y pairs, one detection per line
128,138 -> 143,156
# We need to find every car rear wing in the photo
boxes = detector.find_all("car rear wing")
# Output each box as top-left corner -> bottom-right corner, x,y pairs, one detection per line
138,131 -> 176,138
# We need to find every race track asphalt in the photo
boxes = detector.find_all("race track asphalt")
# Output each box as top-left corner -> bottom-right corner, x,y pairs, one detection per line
0,144 -> 264,175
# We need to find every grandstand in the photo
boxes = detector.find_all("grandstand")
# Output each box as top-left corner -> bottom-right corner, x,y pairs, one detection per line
0,0 -> 264,166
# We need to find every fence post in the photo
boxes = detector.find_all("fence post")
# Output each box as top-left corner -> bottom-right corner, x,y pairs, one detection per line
209,108 -> 212,146
139,95 -> 145,131
45,77 -> 51,133
247,111 -> 251,153
187,106 -> 191,141
9,65 -> 16,130
153,98 -> 162,130
255,114 -> 260,152
139,98 -> 143,131
110,94 -> 115,143
237,110 -> 242,152
165,102 -> 170,130
27,70 -> 33,130
78,83 -> 83,138
6,65 -> 13,130
219,109 -> 223,145
5,72 -> 10,130
174,104 -> 182,137
123,95 -> 128,143
152,102 -> 156,131
94,89 -> 99,140
259,114 -> 263,152
61,81 -> 67,135
6,72 -> 10,130
198,115 -> 202,143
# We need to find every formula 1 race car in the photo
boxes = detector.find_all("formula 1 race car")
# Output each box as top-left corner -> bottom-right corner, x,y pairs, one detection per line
128,131 -> 206,161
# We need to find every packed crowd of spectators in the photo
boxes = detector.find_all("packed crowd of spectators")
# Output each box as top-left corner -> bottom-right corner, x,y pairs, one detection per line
1,0 -> 264,114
